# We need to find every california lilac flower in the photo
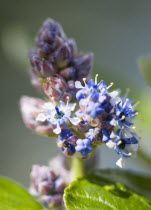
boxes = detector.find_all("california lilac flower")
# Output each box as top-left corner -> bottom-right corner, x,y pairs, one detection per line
106,129 -> 138,168
75,75 -> 107,101
19,18 -> 141,210
36,100 -> 80,134
57,128 -> 78,156
86,128 -> 96,141
114,130 -> 138,156
110,96 -> 138,128
75,138 -> 92,157
86,101 -> 104,118
20,18 -> 139,175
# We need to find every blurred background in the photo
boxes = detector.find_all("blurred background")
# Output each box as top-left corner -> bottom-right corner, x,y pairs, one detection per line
1,0 -> 151,187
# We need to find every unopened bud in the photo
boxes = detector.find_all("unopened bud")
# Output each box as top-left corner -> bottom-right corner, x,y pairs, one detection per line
67,39 -> 77,55
20,96 -> 55,136
60,67 -> 76,80
54,43 -> 71,69
73,53 -> 93,79
43,77 -> 67,101
40,59 -> 56,77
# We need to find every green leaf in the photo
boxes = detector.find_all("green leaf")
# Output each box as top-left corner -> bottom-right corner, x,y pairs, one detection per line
0,176 -> 43,210
64,170 -> 151,210
87,169 -> 151,200
138,56 -> 151,87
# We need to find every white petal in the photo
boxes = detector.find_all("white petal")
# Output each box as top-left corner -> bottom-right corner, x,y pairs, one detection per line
110,96 -> 121,106
53,123 -> 61,134
109,90 -> 119,98
79,98 -> 88,106
99,95 -> 106,103
110,118 -> 117,126
106,140 -> 116,149
110,131 -> 116,139
36,113 -> 47,122
116,157 -> 126,168
75,81 -> 84,89
68,117 -> 81,125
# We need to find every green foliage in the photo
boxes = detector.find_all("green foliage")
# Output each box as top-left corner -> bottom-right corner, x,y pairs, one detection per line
64,169 -> 151,210
0,177 -> 42,210
138,56 -> 151,87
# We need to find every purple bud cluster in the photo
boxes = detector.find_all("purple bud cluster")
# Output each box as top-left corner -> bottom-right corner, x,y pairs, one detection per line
28,18 -> 93,99
29,156 -> 69,209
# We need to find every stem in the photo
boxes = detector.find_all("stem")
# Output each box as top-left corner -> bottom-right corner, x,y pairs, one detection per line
70,156 -> 85,181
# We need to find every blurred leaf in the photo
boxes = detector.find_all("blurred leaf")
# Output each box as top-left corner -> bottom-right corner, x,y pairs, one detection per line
138,56 -> 151,87
0,176 -> 42,210
64,169 -> 151,210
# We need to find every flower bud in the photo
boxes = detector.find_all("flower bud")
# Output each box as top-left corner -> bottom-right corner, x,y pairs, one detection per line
43,77 -> 67,101
20,96 -> 55,136
60,67 -> 76,80
29,53 -> 56,78
29,157 -> 69,209
67,39 -> 77,55
54,43 -> 72,69
40,59 -> 56,77
73,53 -> 93,79
36,18 -> 65,45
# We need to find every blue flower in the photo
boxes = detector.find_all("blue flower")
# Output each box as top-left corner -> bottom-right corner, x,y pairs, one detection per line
114,130 -> 138,158
75,138 -> 92,156
111,96 -> 137,128
86,128 -> 95,140
36,101 -> 80,134
86,101 -> 104,118
75,75 -> 108,101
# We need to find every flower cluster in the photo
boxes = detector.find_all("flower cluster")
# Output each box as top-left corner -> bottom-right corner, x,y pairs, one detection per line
74,75 -> 139,167
20,18 -> 139,178
20,75 -> 139,168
